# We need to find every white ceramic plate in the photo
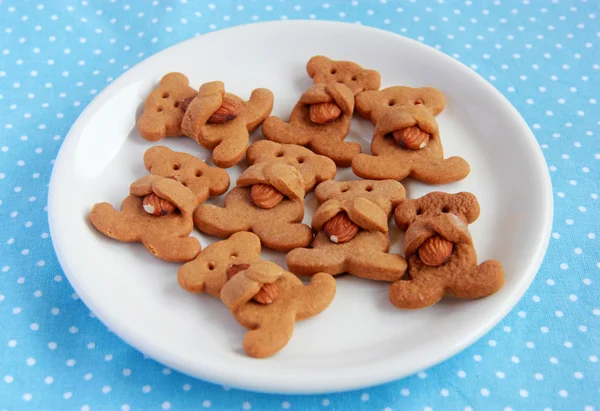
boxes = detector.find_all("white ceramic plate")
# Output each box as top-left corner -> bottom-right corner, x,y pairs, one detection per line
49,21 -> 553,394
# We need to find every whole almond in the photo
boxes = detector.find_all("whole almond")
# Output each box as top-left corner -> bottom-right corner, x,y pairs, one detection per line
250,184 -> 285,209
392,125 -> 430,150
418,235 -> 453,266
226,263 -> 280,305
142,193 -> 176,216
207,96 -> 242,124
309,102 -> 342,124
323,212 -> 359,244
179,96 -> 196,112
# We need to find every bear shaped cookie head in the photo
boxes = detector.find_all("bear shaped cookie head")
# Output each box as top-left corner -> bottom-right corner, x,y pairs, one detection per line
356,86 -> 446,123
177,232 -> 261,298
306,55 -> 381,96
394,191 -> 480,231
143,146 -> 230,203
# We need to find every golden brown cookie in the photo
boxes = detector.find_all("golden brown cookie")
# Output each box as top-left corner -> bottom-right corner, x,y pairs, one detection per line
89,175 -> 201,262
351,104 -> 471,184
181,81 -> 274,168
193,162 -> 312,252
306,55 -> 381,96
143,146 -> 230,203
178,232 -> 336,358
286,179 -> 407,282
246,140 -> 336,192
389,192 -> 505,309
137,72 -> 198,142
262,83 -> 360,166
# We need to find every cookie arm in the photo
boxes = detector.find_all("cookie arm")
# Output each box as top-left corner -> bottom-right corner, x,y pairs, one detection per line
88,199 -> 140,242
410,156 -> 471,184
310,134 -> 362,167
244,88 -> 274,132
449,257 -> 504,300
242,310 -> 297,359
193,204 -> 251,237
348,251 -> 407,282
262,115 -> 312,146
152,178 -> 198,216
352,152 -> 412,181
142,235 -> 201,263
295,273 -> 336,319
286,245 -> 347,276
388,258 -> 446,309
252,221 -> 313,252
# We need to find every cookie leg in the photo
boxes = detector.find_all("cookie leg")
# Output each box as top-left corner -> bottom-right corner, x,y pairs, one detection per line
262,118 -> 311,145
193,205 -> 251,237
310,136 -> 361,167
388,275 -> 445,309
411,157 -> 470,184
252,222 -> 312,252
143,235 -> 201,262
88,203 -> 138,242
449,260 -> 505,300
296,273 -> 337,319
242,311 -> 296,358
211,132 -> 249,168
352,154 -> 411,180
349,252 -> 407,282
245,88 -> 275,132
286,247 -> 346,276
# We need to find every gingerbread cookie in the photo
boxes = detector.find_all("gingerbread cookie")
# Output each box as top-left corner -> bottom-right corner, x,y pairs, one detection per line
306,55 -> 381,96
89,175 -> 201,262
181,81 -> 274,168
178,232 -> 336,358
246,141 -> 336,192
137,72 -> 198,142
143,146 -> 230,203
286,180 -> 407,282
390,192 -> 505,309
351,104 -> 470,184
194,161 -> 312,252
262,83 -> 360,166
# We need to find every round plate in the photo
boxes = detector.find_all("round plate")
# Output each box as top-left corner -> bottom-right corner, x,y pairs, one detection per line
49,20 -> 553,394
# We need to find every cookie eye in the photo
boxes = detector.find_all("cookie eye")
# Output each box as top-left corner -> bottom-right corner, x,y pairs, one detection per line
276,151 -> 284,157
297,157 -> 305,164
365,185 -> 373,192
157,107 -> 163,112
341,186 -> 349,193
173,101 -> 179,108
416,208 -> 423,215
230,252 -> 238,259
330,68 -> 337,74
195,170 -> 203,177
162,92 -> 169,98
388,99 -> 396,106
208,261 -> 216,270
172,163 -> 180,170
442,206 -> 450,213
415,99 -> 424,105
351,75 -> 358,81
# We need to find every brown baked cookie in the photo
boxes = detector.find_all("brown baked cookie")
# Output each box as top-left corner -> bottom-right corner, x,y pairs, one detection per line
355,86 -> 446,123
351,104 -> 470,184
137,72 -> 198,142
286,180 -> 407,282
178,232 -> 336,358
389,192 -> 505,309
181,81 -> 274,168
246,140 -> 336,192
193,161 -> 312,252
306,55 -> 381,96
143,146 -> 230,203
262,83 -> 360,166
89,175 -> 201,262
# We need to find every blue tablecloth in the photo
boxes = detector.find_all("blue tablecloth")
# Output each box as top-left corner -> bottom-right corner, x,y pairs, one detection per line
1,1 -> 598,410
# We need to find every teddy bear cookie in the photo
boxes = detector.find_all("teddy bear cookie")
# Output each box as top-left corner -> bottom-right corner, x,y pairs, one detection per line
306,55 -> 381,96
286,180 -> 408,282
137,72 -> 198,142
246,140 -> 336,192
262,82 -> 360,166
143,146 -> 230,203
181,81 -> 274,168
194,161 -> 312,252
178,232 -> 336,358
389,192 -> 505,309
89,175 -> 201,262
352,86 -> 471,184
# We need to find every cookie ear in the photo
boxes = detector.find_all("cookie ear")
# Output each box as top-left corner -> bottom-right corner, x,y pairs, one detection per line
306,55 -> 331,78
143,146 -> 171,172
455,192 -> 480,223
177,259 -> 206,293
160,72 -> 190,88
358,69 -> 381,92
394,199 -> 418,230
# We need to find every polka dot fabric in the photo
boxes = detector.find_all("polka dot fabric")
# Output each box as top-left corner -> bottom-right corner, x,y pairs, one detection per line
0,0 -> 598,409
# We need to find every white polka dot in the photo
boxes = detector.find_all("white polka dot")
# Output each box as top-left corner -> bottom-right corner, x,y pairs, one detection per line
121,406 -> 130,411
123,368 -> 131,376
496,371 -> 505,379
550,357 -> 559,364
535,373 -> 544,380
512,356 -> 520,364
142,385 -> 151,393
203,400 -> 212,408
48,342 -> 57,350
104,354 -> 112,361
281,401 -> 290,409
84,373 -> 92,381
481,388 -> 490,396
361,393 -> 369,401
590,355 -> 598,362
526,341 -> 535,348
574,372 -> 583,379
473,354 -> 482,361
520,389 -> 529,397
30,323 -> 39,331
162,402 -> 171,410
555,311 -> 564,317
503,326 -> 511,332
559,389 -> 568,397
64,392 -> 72,399
488,340 -> 497,346
66,359 -> 76,367
183,383 -> 191,391
457,370 -> 466,378
242,402 -> 251,410
23,393 -> 32,401
45,376 -> 54,384
541,326 -> 549,333
441,388 -> 449,397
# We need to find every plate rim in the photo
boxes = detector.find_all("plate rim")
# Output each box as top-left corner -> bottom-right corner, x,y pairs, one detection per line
48,19 -> 554,394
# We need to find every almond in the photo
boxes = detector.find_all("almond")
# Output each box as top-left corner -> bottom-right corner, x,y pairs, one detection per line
309,102 -> 342,124
226,263 -> 279,305
207,96 -> 242,124
179,96 -> 195,112
250,184 -> 284,209
392,125 -> 430,150
142,193 -> 176,216
418,235 -> 453,266
323,212 -> 359,244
